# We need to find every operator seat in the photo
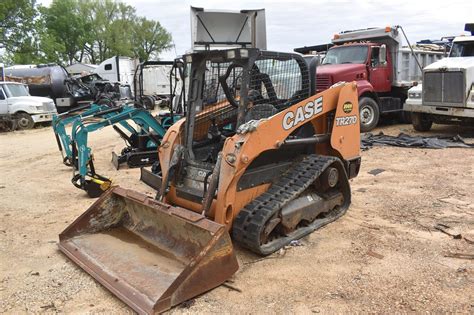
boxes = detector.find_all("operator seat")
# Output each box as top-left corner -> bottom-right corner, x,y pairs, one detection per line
244,89 -> 277,122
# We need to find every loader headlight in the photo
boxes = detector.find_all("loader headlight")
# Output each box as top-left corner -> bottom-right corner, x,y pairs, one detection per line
240,49 -> 249,58
226,50 -> 236,59
408,92 -> 421,99
185,55 -> 192,63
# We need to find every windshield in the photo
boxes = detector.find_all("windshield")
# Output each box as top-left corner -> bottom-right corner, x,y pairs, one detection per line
4,84 -> 30,97
449,41 -> 474,57
322,46 -> 368,65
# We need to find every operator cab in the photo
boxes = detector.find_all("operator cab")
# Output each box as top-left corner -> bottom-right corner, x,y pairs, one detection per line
169,48 -> 312,203
183,48 -> 311,164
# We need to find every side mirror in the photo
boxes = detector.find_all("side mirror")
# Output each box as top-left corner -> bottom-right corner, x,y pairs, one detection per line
379,45 -> 387,66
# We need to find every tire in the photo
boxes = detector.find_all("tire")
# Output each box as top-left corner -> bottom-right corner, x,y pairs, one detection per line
359,97 -> 380,132
142,96 -> 155,110
16,113 -> 35,130
398,110 -> 412,124
411,112 -> 432,131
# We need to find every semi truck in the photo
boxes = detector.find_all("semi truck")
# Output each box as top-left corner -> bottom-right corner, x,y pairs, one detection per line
314,26 -> 445,131
94,56 -> 137,86
404,24 -> 474,131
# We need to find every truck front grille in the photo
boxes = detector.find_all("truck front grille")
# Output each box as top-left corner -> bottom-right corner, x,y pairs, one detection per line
423,71 -> 464,106
316,74 -> 332,92
43,102 -> 56,111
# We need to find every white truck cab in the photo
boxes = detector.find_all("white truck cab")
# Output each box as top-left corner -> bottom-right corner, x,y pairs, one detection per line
404,24 -> 474,131
0,81 -> 57,130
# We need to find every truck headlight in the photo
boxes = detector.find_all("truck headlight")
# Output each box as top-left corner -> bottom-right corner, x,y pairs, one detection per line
408,92 -> 421,99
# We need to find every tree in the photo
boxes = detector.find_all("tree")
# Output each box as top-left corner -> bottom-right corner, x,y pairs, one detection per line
132,17 -> 173,61
39,0 -> 89,64
0,0 -> 38,63
80,0 -> 172,63
80,0 -> 136,62
1,0 -> 173,65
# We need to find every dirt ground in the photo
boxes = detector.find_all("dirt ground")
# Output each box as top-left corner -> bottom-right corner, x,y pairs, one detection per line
1,121 -> 473,314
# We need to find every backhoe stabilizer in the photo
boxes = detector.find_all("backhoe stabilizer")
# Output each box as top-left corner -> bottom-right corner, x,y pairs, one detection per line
59,186 -> 238,314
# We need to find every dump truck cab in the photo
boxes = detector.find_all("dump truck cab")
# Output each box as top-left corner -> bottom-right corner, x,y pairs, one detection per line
319,42 -> 393,92
315,26 -> 444,131
405,24 -> 474,131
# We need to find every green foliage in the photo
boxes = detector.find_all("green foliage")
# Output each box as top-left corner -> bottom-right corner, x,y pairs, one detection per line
81,0 -> 137,62
39,0 -> 90,64
0,0 -> 38,64
132,17 -> 173,61
1,0 -> 173,65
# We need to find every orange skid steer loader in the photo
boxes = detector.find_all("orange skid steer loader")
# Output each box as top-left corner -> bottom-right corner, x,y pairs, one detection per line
59,48 -> 361,314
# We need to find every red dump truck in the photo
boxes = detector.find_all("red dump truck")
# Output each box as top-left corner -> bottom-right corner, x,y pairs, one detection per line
314,26 -> 445,131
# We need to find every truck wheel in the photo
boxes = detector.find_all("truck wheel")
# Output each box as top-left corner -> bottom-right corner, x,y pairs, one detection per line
398,111 -> 412,124
16,113 -> 35,130
411,113 -> 432,131
359,97 -> 380,132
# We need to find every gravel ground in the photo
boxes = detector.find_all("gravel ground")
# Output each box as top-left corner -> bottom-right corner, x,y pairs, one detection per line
0,121 -> 473,314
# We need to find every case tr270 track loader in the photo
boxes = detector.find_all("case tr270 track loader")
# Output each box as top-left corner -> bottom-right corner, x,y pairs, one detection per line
58,48 -> 361,314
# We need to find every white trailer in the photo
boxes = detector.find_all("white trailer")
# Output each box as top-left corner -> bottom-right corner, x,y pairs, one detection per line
141,65 -> 172,97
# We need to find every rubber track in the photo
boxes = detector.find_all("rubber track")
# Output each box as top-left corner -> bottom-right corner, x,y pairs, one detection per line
232,154 -> 347,255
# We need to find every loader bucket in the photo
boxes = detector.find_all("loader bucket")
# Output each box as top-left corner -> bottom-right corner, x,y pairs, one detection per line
59,186 -> 238,314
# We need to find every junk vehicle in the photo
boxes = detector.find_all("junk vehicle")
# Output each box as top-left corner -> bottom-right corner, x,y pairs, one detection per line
63,73 -> 132,107
4,64 -> 132,112
312,26 -> 445,131
59,47 -> 361,313
404,23 -> 474,130
0,81 -> 56,130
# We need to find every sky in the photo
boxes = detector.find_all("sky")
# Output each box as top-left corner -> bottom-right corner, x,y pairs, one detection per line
38,0 -> 473,61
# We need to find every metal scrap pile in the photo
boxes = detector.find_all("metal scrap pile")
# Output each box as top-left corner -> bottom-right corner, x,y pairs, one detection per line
65,73 -> 132,107
361,132 -> 474,150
